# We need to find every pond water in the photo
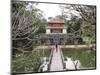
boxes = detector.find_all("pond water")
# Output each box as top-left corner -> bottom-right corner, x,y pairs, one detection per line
62,48 -> 96,68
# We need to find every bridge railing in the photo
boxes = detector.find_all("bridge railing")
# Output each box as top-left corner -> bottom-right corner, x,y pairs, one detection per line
59,46 -> 66,69
48,47 -> 54,71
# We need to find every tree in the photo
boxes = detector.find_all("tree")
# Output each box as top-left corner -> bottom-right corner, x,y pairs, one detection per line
12,2 -> 47,54
71,5 -> 96,25
12,1 -> 47,73
67,15 -> 82,34
60,4 -> 96,44
73,5 -> 96,43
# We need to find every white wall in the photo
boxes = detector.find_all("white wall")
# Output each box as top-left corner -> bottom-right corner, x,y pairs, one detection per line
46,29 -> 50,34
62,29 -> 67,34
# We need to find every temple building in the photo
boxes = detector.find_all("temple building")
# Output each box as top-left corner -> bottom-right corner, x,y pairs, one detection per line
34,17 -> 82,45
46,18 -> 67,34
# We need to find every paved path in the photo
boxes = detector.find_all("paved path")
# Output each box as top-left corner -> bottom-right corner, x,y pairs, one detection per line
50,46 -> 64,71
34,44 -> 95,50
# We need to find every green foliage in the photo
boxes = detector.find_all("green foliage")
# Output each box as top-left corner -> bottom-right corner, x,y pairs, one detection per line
12,1 -> 28,12
12,1 -> 48,73
35,19 -> 47,35
12,53 -> 41,72
12,49 -> 50,73
67,16 -> 82,34
60,5 -> 96,44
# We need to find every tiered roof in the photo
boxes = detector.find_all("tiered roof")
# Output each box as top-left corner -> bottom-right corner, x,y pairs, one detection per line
48,18 -> 64,23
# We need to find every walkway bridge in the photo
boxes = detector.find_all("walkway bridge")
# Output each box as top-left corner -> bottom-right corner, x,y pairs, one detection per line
48,46 -> 65,71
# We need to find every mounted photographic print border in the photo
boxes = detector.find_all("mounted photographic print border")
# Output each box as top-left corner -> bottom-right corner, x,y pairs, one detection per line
11,0 -> 96,75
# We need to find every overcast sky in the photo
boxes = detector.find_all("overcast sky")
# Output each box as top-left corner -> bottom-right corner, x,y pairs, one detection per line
25,0 -> 96,20
26,1 -> 81,20
36,3 -> 62,19
35,3 -> 81,20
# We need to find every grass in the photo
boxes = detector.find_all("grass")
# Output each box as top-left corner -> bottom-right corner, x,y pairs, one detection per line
12,49 -> 51,73
62,48 -> 96,68
38,49 -> 51,57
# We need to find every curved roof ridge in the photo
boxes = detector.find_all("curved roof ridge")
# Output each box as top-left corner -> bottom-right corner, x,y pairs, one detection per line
48,17 -> 64,23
